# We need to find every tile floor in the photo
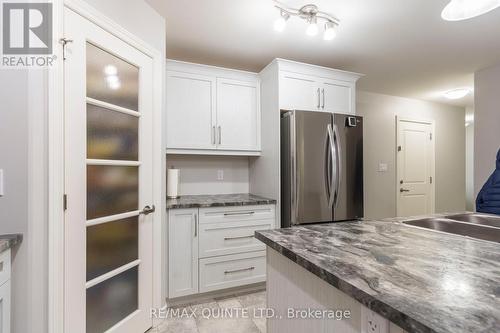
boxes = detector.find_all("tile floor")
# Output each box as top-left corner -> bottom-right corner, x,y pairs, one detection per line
150,290 -> 267,333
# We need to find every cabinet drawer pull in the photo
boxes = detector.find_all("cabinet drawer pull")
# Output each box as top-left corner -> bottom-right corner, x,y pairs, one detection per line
223,211 -> 255,216
224,266 -> 255,274
322,88 -> 325,109
212,126 -> 216,145
224,235 -> 254,241
218,126 -> 222,145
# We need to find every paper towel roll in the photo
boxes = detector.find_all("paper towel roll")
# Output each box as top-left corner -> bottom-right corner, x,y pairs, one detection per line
167,168 -> 180,198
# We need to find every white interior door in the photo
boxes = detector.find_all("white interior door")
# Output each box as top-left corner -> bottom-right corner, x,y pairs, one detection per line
64,7 -> 154,333
397,118 -> 435,217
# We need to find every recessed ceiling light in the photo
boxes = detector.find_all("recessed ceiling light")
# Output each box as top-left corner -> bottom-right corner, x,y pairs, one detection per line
442,0 -> 500,21
443,88 -> 472,99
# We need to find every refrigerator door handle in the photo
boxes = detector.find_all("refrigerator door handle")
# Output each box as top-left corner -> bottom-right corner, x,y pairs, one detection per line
333,124 -> 342,208
324,126 -> 331,204
327,124 -> 336,208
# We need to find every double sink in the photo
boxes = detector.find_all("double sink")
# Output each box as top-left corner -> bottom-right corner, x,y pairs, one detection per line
403,213 -> 500,243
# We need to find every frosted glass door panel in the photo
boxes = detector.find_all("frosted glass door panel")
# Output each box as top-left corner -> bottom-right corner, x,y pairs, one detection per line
86,165 -> 138,220
86,43 -> 139,111
87,103 -> 138,161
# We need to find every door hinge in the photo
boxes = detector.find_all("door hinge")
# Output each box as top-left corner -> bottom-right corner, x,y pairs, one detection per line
63,194 -> 68,211
430,176 -> 433,184
59,38 -> 73,60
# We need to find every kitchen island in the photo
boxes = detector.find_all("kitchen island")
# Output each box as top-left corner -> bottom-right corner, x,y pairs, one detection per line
255,217 -> 500,333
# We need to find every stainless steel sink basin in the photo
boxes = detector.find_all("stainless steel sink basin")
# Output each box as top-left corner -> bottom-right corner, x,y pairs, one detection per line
403,216 -> 500,243
445,213 -> 500,228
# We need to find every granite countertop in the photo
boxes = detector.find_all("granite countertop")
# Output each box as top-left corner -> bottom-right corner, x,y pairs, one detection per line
255,217 -> 500,333
166,193 -> 277,209
0,234 -> 23,254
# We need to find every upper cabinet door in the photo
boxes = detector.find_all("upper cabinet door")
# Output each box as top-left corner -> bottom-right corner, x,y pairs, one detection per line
279,71 -> 319,111
321,79 -> 355,115
166,71 -> 216,149
216,78 -> 260,151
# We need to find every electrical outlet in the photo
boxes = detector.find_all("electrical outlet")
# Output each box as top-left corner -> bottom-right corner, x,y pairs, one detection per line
361,306 -> 388,333
217,169 -> 224,181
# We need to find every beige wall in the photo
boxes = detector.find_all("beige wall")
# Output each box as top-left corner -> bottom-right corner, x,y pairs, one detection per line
465,107 -> 475,210
357,91 -> 466,219
474,64 -> 500,197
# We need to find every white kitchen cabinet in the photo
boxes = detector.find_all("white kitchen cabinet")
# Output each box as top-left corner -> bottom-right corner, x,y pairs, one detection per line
277,60 -> 361,115
166,71 -> 216,150
279,71 -> 319,111
321,78 -> 355,114
199,251 -> 266,293
216,78 -> 260,151
166,60 -> 261,155
168,209 -> 199,298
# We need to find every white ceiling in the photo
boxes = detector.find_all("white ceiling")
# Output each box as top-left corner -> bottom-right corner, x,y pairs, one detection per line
146,0 -> 500,108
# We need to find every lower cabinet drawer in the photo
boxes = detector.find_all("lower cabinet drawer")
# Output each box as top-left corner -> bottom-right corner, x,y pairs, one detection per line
199,220 -> 272,258
199,251 -> 266,293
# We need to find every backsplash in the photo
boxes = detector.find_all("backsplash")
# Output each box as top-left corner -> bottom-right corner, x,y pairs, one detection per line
166,155 -> 250,195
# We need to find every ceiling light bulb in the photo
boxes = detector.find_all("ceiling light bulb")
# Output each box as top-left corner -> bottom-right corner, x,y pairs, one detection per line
274,10 -> 290,32
103,65 -> 117,76
442,0 -> 500,21
443,88 -> 471,99
323,21 -> 337,40
306,17 -> 318,36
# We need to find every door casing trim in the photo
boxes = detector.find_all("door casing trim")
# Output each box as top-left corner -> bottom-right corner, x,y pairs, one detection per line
48,1 -> 165,333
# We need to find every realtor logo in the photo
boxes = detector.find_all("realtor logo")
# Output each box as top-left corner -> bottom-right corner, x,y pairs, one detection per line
2,2 -> 52,54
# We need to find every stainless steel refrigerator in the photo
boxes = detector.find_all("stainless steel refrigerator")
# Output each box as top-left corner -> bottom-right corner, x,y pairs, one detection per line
281,110 -> 363,227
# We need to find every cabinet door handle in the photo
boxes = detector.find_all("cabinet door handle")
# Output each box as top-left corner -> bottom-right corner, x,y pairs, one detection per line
194,213 -> 198,237
224,266 -> 255,274
322,88 -> 325,109
212,126 -> 216,145
317,88 -> 321,109
223,211 -> 255,216
218,126 -> 222,145
224,235 -> 254,241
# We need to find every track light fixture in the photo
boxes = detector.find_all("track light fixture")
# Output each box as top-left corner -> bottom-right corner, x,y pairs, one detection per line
273,1 -> 340,40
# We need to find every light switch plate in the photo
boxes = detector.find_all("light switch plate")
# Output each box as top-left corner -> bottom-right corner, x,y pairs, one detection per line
378,163 -> 388,172
0,169 -> 4,197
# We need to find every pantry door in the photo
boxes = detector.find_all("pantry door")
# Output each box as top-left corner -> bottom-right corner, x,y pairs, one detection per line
64,7 -> 153,333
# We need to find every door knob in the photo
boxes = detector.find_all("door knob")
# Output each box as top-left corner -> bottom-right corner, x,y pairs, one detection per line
140,205 -> 155,215
400,188 -> 410,193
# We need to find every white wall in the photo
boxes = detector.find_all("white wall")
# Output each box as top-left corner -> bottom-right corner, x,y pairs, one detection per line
0,70 -> 31,333
166,155 -> 250,195
0,1 -> 166,333
465,107 -> 475,211
474,64 -> 500,197
357,91 -> 466,219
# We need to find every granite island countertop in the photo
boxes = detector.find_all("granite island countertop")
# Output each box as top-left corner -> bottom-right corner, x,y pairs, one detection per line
0,234 -> 23,254
166,193 -> 276,209
255,217 -> 500,333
